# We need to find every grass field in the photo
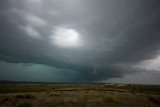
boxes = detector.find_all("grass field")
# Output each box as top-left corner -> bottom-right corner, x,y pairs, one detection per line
0,83 -> 160,107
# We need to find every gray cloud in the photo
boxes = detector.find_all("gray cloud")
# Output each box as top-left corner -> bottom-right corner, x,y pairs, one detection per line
0,0 -> 160,83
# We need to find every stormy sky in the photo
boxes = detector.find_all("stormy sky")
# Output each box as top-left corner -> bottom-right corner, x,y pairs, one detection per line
0,0 -> 160,84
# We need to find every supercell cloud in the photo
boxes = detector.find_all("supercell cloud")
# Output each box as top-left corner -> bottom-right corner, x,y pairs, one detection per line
0,0 -> 160,84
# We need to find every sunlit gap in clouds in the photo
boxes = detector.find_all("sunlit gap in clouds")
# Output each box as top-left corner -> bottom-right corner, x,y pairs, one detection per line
51,27 -> 82,48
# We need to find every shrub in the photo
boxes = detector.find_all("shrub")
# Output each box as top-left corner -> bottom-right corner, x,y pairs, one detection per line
17,100 -> 32,107
102,96 -> 118,103
15,94 -> 35,99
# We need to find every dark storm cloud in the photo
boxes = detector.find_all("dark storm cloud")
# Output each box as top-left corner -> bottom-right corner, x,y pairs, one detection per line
0,0 -> 160,82
83,0 -> 160,63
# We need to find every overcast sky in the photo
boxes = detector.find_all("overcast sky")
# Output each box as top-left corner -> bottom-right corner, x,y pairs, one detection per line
0,0 -> 160,84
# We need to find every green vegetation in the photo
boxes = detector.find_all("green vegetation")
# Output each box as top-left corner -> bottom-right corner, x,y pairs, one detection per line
0,84 -> 160,107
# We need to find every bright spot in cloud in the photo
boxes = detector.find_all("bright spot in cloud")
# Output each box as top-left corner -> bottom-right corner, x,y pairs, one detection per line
52,27 -> 81,48
134,55 -> 160,72
28,0 -> 40,3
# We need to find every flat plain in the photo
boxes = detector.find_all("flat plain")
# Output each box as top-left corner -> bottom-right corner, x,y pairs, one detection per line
0,83 -> 160,107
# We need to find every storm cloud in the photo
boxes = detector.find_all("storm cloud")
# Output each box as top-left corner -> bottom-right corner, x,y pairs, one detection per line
0,0 -> 160,83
